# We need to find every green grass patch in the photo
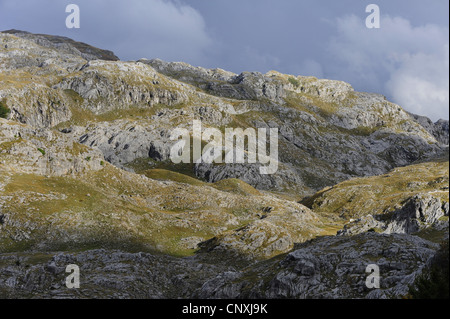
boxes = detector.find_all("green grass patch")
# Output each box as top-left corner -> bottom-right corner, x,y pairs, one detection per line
213,178 -> 262,196
302,159 -> 449,220
0,99 -> 11,119
2,173 -> 112,216
288,77 -> 300,88
143,169 -> 205,186
415,228 -> 448,244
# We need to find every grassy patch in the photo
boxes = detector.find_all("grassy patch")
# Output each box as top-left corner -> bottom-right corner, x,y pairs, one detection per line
283,90 -> 357,119
0,99 -> 11,119
1,167 -> 259,257
302,159 -> 449,220
288,77 -> 300,88
126,157 -> 199,179
143,169 -> 205,187
415,228 -> 448,243
317,222 -> 345,236
213,178 -> 262,196
63,89 -> 84,104
55,99 -> 185,129
0,137 -> 24,152
3,174 -> 108,215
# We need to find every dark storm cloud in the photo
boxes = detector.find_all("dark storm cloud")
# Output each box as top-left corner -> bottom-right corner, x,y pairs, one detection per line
0,0 -> 448,120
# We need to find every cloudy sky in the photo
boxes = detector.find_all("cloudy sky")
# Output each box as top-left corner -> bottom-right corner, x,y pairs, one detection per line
0,0 -> 448,120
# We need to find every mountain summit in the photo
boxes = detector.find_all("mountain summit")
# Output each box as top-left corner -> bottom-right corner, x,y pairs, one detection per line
2,29 -> 119,61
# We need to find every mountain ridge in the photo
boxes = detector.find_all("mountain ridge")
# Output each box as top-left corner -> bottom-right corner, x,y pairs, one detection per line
2,31 -> 448,195
0,30 -> 448,299
2,29 -> 120,61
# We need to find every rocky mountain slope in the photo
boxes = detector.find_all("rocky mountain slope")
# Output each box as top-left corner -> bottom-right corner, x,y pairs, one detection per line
302,154 -> 449,238
0,232 -> 438,299
0,31 -> 448,299
1,118 -> 327,259
1,31 -> 447,195
2,29 -> 119,61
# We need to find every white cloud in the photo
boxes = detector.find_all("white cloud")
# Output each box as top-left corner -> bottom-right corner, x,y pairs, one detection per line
328,15 -> 449,121
387,45 -> 449,121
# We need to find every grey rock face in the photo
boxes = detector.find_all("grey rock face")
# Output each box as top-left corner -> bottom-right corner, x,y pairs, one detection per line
194,162 -> 305,192
196,271 -> 244,299
0,233 -> 440,299
1,31 -> 448,300
196,233 -> 439,299
141,58 -> 236,83
409,112 -> 449,146
0,249 -> 227,299
0,118 -> 104,177
2,29 -> 119,61
141,59 -> 287,101
434,120 -> 450,146
142,59 -> 353,104
64,121 -> 169,169
1,31 -> 445,194
200,221 -> 295,259
339,194 -> 449,236
337,215 -> 385,236
0,32 -> 86,72
198,202 -> 323,259
384,194 -> 448,234
53,60 -> 190,114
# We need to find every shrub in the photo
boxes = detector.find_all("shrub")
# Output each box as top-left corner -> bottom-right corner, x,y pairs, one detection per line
0,100 -> 10,119
408,240 -> 449,299
37,148 -> 46,156
288,77 -> 300,88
